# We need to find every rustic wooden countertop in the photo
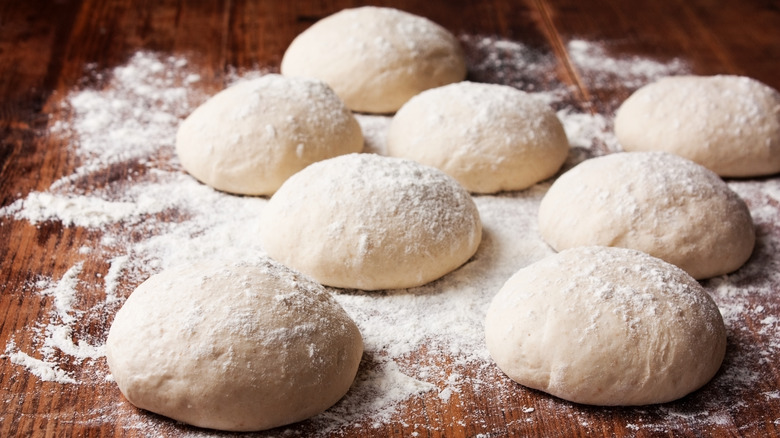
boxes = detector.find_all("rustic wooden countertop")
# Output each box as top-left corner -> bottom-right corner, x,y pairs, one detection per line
2,0 -> 780,436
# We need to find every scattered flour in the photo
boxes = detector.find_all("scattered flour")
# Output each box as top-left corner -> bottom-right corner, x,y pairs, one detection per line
4,191 -> 166,228
40,262 -> 84,325
7,349 -> 77,385
48,53 -> 199,174
566,39 -> 688,89
556,109 -> 620,157
1,34 -> 776,437
42,324 -> 104,361
104,255 -> 129,303
461,35 -> 562,96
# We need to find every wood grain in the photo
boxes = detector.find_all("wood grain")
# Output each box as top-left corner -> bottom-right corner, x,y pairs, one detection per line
1,0 -> 780,436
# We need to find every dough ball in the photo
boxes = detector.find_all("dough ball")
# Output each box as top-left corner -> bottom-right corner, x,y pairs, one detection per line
615,75 -> 780,177
175,74 -> 363,196
280,7 -> 466,114
485,246 -> 727,406
105,258 -> 363,432
538,152 -> 754,279
387,82 -> 569,193
260,153 -> 482,290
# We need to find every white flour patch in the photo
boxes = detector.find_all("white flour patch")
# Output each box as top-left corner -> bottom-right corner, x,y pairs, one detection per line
3,191 -> 166,228
557,109 -> 619,152
354,114 -> 391,155
7,349 -> 78,385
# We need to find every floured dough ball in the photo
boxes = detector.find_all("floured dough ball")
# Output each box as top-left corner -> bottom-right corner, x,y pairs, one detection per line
615,75 -> 780,177
175,74 -> 363,196
260,153 -> 482,290
105,258 -> 363,432
281,7 -> 466,113
387,82 -> 569,193
485,246 -> 727,406
538,152 -> 754,279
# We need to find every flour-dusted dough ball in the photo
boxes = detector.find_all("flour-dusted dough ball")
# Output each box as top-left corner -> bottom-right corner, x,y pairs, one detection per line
260,153 -> 482,290
105,259 -> 363,432
281,7 -> 467,114
615,75 -> 780,177
175,74 -> 363,195
387,82 -> 569,193
538,152 -> 754,279
485,246 -> 727,406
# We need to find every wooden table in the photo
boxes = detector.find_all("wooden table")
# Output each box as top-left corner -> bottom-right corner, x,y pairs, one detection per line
2,0 -> 779,436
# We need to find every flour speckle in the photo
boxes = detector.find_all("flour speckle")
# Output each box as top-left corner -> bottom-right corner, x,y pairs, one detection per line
567,39 -> 688,89
7,348 -> 78,384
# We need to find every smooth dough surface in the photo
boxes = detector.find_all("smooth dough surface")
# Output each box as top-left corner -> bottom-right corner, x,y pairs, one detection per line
259,153 -> 482,290
175,74 -> 363,195
387,81 -> 569,193
280,6 -> 466,114
615,75 -> 780,177
538,152 -> 754,279
485,246 -> 727,406
105,258 -> 363,432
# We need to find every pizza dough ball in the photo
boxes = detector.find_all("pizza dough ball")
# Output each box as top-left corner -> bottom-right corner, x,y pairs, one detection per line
485,246 -> 727,406
615,75 -> 780,177
281,7 -> 466,114
105,259 -> 363,431
260,153 -> 482,290
175,74 -> 363,196
387,82 -> 569,193
538,152 -> 754,279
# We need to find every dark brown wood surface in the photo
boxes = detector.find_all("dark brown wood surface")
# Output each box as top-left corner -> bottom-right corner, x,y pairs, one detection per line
1,0 -> 780,436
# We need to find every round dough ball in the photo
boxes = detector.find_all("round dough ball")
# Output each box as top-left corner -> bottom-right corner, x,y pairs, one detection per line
615,75 -> 780,177
259,153 -> 482,290
105,258 -> 363,432
387,82 -> 569,193
538,152 -> 754,279
485,246 -> 727,406
175,74 -> 363,195
280,7 -> 467,114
